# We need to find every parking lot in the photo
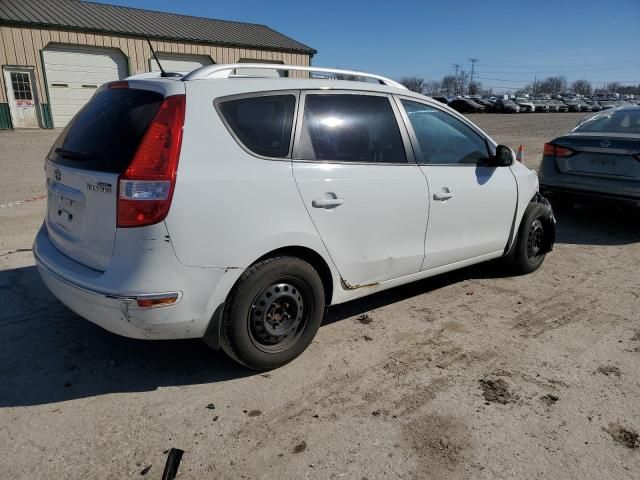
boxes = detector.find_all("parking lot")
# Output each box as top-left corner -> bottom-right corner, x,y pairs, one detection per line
1,113 -> 639,479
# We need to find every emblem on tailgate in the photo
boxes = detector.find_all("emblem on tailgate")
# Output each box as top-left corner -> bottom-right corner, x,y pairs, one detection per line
86,182 -> 113,194
54,169 -> 61,181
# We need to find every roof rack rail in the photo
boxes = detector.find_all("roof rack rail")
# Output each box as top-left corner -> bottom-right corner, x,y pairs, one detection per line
181,64 -> 407,89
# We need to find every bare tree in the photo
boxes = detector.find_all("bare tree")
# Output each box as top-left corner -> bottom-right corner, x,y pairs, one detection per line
423,80 -> 442,96
605,81 -> 622,93
332,73 -> 359,81
538,76 -> 568,94
456,70 -> 470,96
399,77 -> 425,94
440,75 -> 458,96
571,79 -> 592,95
468,81 -> 482,96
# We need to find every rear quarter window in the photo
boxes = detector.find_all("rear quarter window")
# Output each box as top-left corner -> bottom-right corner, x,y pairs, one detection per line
218,94 -> 296,158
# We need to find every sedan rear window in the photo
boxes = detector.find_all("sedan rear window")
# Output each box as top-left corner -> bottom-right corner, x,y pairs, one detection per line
49,88 -> 164,173
218,95 -> 296,158
575,110 -> 640,134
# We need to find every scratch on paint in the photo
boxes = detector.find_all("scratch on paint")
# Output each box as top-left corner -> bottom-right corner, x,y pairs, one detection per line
340,278 -> 379,290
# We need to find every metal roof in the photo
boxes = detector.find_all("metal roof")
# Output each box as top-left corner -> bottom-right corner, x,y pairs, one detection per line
0,0 -> 316,55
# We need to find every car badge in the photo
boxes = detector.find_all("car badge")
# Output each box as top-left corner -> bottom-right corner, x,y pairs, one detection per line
54,169 -> 62,181
600,140 -> 611,148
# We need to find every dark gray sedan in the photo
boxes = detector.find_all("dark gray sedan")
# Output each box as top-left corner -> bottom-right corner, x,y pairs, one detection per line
539,106 -> 640,202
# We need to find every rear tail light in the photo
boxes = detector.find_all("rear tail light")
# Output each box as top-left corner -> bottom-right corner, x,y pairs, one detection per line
117,94 -> 186,228
543,143 -> 575,157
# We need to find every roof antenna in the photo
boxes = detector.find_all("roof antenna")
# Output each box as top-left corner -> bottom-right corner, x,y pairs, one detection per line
146,37 -> 180,78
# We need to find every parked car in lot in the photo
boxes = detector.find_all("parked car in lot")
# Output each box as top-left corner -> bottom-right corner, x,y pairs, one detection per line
548,99 -> 569,112
474,98 -> 494,112
448,98 -> 485,113
532,100 -> 549,112
515,97 -> 535,113
34,64 -> 555,370
432,96 -> 451,105
576,99 -> 592,112
562,98 -> 582,112
585,100 -> 603,112
494,99 -> 520,113
539,106 -> 640,202
599,100 -> 617,110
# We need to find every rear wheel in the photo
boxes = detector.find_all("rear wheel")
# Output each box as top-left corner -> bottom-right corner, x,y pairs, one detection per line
221,256 -> 325,370
507,202 -> 550,274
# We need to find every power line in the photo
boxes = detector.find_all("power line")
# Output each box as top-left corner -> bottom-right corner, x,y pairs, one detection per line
478,61 -> 633,69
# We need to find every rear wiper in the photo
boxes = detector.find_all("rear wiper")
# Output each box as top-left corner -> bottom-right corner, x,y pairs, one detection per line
55,148 -> 92,160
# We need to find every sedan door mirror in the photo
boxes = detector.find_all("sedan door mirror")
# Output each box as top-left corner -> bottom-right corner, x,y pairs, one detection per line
488,145 -> 514,167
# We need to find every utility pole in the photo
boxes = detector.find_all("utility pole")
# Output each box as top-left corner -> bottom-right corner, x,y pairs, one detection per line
469,58 -> 478,94
451,63 -> 460,95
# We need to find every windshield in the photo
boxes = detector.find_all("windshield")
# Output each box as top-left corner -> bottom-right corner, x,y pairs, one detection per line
574,110 -> 640,134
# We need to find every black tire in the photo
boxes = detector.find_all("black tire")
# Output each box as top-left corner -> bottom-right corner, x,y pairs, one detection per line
221,256 -> 325,370
507,202 -> 549,274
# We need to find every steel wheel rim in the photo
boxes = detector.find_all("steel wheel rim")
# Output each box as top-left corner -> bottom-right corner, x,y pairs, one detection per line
527,219 -> 544,260
247,281 -> 309,353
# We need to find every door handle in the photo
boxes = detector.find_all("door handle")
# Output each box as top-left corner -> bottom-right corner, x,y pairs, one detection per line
312,194 -> 344,209
433,189 -> 453,201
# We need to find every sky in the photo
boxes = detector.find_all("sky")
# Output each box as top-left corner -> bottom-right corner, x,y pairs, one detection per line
93,0 -> 640,92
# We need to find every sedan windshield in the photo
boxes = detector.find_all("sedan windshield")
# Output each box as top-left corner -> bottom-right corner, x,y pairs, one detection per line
574,109 -> 640,134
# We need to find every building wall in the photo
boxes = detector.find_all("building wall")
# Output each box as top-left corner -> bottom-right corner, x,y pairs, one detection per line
0,24 -> 312,128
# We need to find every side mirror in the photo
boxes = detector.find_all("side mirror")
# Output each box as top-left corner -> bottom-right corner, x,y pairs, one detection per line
489,145 -> 514,166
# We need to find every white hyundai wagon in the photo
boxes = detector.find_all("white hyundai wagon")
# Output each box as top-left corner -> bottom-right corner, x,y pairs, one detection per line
34,64 -> 555,370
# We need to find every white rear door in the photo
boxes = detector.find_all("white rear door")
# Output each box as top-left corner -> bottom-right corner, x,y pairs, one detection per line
398,98 -> 517,270
293,92 -> 429,287
43,45 -> 128,127
45,85 -> 168,271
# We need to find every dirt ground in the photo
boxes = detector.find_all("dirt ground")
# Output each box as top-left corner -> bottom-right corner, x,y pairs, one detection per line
1,113 -> 639,479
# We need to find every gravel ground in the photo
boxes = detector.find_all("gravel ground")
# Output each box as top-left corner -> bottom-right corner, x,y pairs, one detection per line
469,112 -> 586,168
1,114 -> 639,480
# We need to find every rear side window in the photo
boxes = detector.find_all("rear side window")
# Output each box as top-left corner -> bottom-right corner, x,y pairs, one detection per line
401,100 -> 489,165
298,94 -> 406,163
49,88 -> 163,173
218,95 -> 296,157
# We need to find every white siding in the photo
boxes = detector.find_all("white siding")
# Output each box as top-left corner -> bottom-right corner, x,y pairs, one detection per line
149,52 -> 213,73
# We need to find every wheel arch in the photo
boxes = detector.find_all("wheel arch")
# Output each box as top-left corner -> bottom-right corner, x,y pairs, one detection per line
202,245 -> 336,351
253,246 -> 335,306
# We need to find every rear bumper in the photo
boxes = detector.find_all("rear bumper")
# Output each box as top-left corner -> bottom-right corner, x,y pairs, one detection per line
539,158 -> 640,201
33,224 -> 242,340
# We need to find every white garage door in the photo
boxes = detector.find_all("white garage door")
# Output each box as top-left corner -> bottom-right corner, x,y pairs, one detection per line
43,45 -> 128,127
150,53 -> 213,74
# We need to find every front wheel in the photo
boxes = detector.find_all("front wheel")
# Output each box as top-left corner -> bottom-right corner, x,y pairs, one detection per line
221,256 -> 325,370
507,202 -> 551,274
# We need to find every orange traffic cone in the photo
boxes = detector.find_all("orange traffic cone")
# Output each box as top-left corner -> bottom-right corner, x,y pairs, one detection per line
516,145 -> 524,163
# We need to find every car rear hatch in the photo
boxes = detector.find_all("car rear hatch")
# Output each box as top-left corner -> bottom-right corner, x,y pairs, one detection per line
550,135 -> 640,180
45,82 -> 177,271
